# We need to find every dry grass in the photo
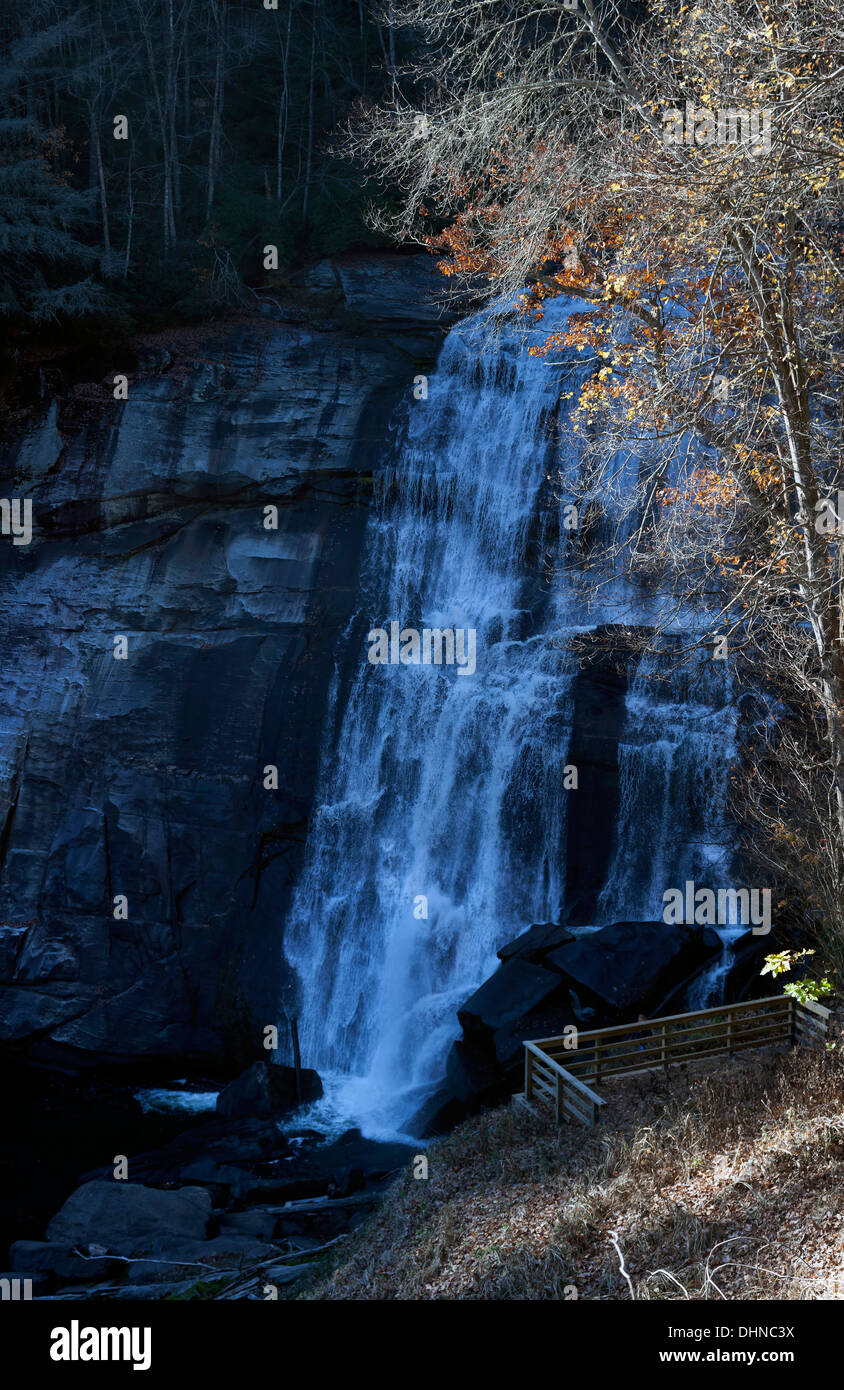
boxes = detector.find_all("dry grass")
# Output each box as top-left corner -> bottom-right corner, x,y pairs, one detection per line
305,1044 -> 844,1300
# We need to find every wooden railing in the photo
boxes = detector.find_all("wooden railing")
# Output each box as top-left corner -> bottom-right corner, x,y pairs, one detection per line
520,994 -> 830,1125
521,1041 -> 605,1125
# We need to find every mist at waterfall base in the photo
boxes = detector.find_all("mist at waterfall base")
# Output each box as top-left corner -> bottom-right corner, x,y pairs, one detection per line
283,298 -> 740,1143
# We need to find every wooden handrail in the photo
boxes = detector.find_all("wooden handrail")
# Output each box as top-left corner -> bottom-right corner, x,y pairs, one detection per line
798,997 -> 831,1019
524,1042 -> 605,1105
521,993 -> 830,1126
526,994 -> 794,1049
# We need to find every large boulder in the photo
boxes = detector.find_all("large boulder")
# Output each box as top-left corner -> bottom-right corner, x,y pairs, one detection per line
496,921 -> 576,964
458,957 -> 570,1060
543,920 -> 721,1014
215,1061 -> 322,1120
46,1180 -> 211,1250
411,919 -> 724,1137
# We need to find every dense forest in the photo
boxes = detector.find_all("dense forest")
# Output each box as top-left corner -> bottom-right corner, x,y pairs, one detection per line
0,0 -> 400,351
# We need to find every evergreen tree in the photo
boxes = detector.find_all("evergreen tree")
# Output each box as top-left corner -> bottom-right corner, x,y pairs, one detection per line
0,13 -> 106,323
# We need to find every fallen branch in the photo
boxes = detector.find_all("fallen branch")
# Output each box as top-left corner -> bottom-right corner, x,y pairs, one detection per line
608,1229 -> 635,1299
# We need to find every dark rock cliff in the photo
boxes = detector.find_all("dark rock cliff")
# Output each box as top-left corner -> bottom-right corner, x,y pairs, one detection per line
0,254 -> 455,1074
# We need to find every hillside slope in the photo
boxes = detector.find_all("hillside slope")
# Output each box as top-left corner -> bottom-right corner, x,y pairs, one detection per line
306,1043 -> 844,1300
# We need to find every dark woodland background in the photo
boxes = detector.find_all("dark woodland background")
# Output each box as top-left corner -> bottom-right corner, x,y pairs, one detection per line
1,0 -> 402,362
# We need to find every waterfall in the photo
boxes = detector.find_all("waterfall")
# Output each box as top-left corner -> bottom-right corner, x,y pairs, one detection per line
284,299 -> 738,1137
598,649 -> 740,1006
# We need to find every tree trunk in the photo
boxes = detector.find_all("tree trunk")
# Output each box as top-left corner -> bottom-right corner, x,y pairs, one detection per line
123,157 -> 134,279
302,4 -> 316,222
92,117 -> 111,272
275,2 -> 292,203
206,0 -> 226,220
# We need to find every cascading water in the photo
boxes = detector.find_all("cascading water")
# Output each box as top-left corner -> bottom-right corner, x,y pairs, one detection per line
597,649 -> 740,1006
284,298 -> 738,1138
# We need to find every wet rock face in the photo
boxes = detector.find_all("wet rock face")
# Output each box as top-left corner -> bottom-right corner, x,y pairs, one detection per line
0,255 -> 453,1072
561,630 -> 636,927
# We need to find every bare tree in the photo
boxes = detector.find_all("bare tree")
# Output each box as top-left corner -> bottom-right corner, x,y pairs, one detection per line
205,0 -> 227,220
347,0 -> 844,941
274,1 -> 293,203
